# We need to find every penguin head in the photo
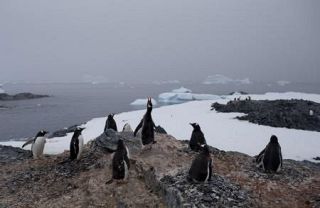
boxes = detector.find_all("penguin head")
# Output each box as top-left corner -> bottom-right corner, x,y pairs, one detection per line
147,97 -> 153,111
75,127 -> 85,134
117,139 -> 125,150
201,144 -> 210,156
190,123 -> 201,131
107,114 -> 115,120
36,130 -> 49,137
270,135 -> 278,143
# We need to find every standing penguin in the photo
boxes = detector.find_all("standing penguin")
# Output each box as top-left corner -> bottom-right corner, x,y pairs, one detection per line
256,135 -> 283,173
134,97 -> 156,148
104,114 -> 117,132
189,123 -> 207,151
106,139 -> 130,184
22,130 -> 48,159
70,127 -> 85,160
188,145 -> 212,182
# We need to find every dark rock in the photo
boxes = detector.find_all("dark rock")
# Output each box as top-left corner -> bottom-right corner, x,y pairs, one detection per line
313,157 -> 320,161
229,91 -> 248,95
0,145 -> 31,164
160,171 -> 252,207
92,129 -> 142,154
49,125 -> 80,138
212,99 -> 320,132
0,93 -> 49,101
155,125 -> 167,134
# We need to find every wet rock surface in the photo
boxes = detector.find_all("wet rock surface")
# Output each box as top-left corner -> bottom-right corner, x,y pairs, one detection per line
212,99 -> 320,131
0,132 -> 319,208
0,93 -> 49,101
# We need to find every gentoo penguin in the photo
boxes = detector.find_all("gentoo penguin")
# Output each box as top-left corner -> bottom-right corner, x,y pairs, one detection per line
309,110 -> 314,116
188,145 -> 212,182
106,139 -> 130,184
104,114 -> 117,132
256,135 -> 283,173
122,123 -> 133,133
70,127 -> 85,160
189,123 -> 207,151
22,130 -> 48,159
134,97 -> 156,147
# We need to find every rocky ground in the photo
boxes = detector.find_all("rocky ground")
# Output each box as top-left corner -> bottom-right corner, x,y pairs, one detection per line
0,93 -> 49,101
0,132 -> 319,208
212,99 -> 320,132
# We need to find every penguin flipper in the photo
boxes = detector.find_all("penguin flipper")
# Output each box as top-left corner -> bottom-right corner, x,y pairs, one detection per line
133,120 -> 143,137
22,138 -> 35,148
256,148 -> 266,163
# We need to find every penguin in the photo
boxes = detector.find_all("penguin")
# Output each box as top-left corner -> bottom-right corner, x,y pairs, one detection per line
106,139 -> 130,184
104,114 -> 117,132
188,145 -> 212,182
22,130 -> 48,159
122,123 -> 133,133
134,97 -> 156,147
189,123 -> 207,151
309,110 -> 314,116
70,127 -> 85,160
256,135 -> 282,173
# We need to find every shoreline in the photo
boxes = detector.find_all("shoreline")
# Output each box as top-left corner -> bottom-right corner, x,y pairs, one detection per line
1,91 -> 320,162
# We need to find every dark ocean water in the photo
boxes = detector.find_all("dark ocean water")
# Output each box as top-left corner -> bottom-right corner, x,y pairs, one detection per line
1,81 -> 320,141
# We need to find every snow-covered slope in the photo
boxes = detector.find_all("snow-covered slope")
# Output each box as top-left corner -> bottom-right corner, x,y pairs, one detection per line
1,92 -> 320,162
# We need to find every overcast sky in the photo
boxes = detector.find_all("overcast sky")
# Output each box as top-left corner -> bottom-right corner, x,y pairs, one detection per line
0,0 -> 319,83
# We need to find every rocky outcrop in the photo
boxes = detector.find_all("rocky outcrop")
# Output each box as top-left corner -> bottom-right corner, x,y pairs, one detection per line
212,99 -> 320,132
0,133 -> 319,208
49,125 -> 80,138
0,93 -> 49,101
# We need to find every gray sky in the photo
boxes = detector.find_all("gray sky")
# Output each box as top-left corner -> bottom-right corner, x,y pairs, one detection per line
0,0 -> 319,83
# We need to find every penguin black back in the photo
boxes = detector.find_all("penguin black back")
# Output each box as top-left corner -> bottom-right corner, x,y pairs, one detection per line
112,139 -> 130,180
70,128 -> 84,160
262,135 -> 282,172
188,145 -> 212,182
189,123 -> 206,151
104,114 -> 117,132
134,98 -> 156,145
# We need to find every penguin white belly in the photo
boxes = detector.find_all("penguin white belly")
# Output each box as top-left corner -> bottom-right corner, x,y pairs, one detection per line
204,162 -> 210,182
77,135 -> 84,160
32,137 -> 46,159
124,161 -> 129,181
125,146 -> 130,159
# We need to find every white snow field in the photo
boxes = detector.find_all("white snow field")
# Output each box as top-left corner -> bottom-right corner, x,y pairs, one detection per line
1,92 -> 320,162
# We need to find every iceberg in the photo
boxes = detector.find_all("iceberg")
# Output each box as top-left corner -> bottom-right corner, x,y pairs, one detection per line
130,98 -> 157,106
203,74 -> 251,85
158,87 -> 221,103
0,84 -> 4,94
